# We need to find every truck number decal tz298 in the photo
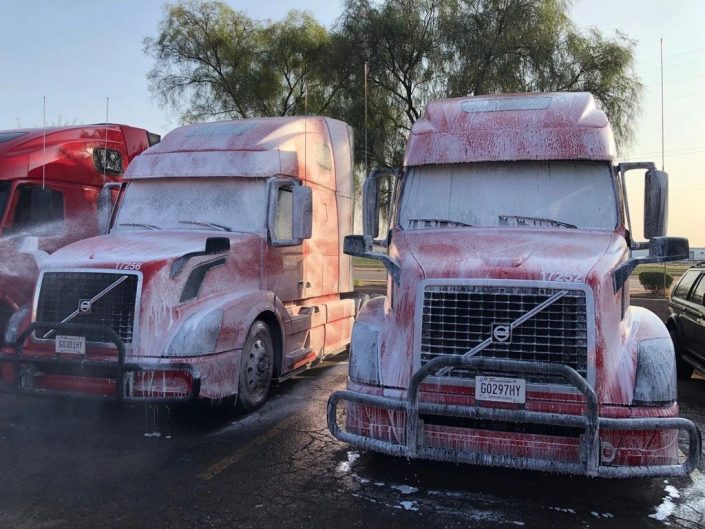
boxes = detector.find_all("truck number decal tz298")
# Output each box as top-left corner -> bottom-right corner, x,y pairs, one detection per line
540,272 -> 584,282
115,262 -> 141,270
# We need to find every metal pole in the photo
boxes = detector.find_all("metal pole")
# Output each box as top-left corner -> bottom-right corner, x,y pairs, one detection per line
104,97 -> 109,184
42,96 -> 46,190
660,38 -> 665,171
364,62 -> 369,174
303,82 -> 307,181
661,39 -> 667,297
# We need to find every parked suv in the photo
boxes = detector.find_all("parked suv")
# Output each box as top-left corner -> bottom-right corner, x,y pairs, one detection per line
668,262 -> 705,378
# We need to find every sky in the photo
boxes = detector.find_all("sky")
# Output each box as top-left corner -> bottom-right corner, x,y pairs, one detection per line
0,0 -> 703,244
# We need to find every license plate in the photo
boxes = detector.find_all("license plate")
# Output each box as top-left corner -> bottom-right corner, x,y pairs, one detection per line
476,376 -> 526,404
55,335 -> 86,355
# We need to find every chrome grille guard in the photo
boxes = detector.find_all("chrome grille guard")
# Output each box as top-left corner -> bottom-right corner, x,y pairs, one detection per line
7,322 -> 201,404
327,355 -> 702,478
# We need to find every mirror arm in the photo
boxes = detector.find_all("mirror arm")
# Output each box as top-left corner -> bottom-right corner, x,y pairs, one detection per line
617,162 -> 656,173
613,236 -> 689,293
344,235 -> 401,285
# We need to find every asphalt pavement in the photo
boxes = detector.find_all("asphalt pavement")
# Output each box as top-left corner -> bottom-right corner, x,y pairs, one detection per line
0,298 -> 703,529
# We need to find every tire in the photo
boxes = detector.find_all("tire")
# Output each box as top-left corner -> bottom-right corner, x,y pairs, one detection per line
670,326 -> 694,380
236,321 -> 274,412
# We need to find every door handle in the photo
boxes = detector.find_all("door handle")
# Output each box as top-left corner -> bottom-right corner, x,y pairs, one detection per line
298,281 -> 311,288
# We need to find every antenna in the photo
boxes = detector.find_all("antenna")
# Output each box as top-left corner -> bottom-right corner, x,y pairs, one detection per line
42,96 -> 46,189
303,81 -> 307,181
660,39 -> 667,295
660,38 -> 665,171
364,62 -> 369,174
103,97 -> 110,184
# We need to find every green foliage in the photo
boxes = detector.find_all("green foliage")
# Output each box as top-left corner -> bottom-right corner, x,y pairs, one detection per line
638,271 -> 674,293
144,2 -> 337,121
145,0 -> 643,166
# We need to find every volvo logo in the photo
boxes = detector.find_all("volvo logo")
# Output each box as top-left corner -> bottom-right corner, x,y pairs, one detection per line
491,323 -> 511,343
78,299 -> 92,314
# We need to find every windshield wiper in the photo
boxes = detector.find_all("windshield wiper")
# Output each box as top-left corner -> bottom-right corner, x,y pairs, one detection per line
117,222 -> 160,230
407,217 -> 473,228
178,220 -> 232,232
499,215 -> 577,229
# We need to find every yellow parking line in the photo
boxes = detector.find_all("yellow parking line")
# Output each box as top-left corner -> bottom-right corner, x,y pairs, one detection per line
198,414 -> 300,480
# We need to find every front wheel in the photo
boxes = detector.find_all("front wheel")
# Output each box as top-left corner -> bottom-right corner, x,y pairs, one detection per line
670,326 -> 694,380
236,321 -> 274,412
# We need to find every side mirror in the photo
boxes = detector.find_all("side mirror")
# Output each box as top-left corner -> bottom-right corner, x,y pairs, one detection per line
362,177 -> 379,238
644,169 -> 668,239
362,168 -> 401,241
205,237 -> 230,253
612,236 -> 689,293
97,182 -> 123,234
17,236 -> 39,254
16,236 -> 48,267
343,234 -> 373,257
292,185 -> 313,240
344,234 -> 400,284
647,236 -> 688,260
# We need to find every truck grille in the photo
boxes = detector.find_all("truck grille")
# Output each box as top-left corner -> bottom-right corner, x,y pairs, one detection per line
35,271 -> 139,345
420,284 -> 589,383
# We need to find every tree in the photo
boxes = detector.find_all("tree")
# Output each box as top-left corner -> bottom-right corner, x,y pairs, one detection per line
145,0 -> 643,163
438,0 -> 641,149
331,0 -> 442,170
638,271 -> 673,295
144,1 -> 339,121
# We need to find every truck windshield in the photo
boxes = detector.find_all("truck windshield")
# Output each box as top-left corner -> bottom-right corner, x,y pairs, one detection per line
399,161 -> 618,230
113,177 -> 267,233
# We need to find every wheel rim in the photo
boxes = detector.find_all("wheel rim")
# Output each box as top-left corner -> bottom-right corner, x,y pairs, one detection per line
244,338 -> 271,396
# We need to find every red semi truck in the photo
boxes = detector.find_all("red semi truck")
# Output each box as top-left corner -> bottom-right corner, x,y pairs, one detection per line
328,92 -> 702,478
1,117 -> 355,410
0,124 -> 159,333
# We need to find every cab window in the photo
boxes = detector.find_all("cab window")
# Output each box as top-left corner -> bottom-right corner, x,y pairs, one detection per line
690,274 -> 705,306
274,186 -> 293,241
673,270 -> 700,300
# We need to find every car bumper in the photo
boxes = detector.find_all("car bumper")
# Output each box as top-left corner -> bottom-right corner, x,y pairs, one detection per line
327,356 -> 702,478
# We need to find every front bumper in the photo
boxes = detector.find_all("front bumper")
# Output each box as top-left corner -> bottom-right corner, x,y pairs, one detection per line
327,356 -> 702,478
1,322 -> 201,404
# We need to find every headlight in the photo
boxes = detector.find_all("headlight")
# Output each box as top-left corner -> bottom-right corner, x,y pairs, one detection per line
349,321 -> 381,385
164,310 -> 223,357
4,305 -> 30,345
632,337 -> 677,406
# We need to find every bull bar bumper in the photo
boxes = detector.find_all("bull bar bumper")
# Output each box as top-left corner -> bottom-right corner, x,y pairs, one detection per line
4,322 -> 201,404
327,356 -> 702,478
